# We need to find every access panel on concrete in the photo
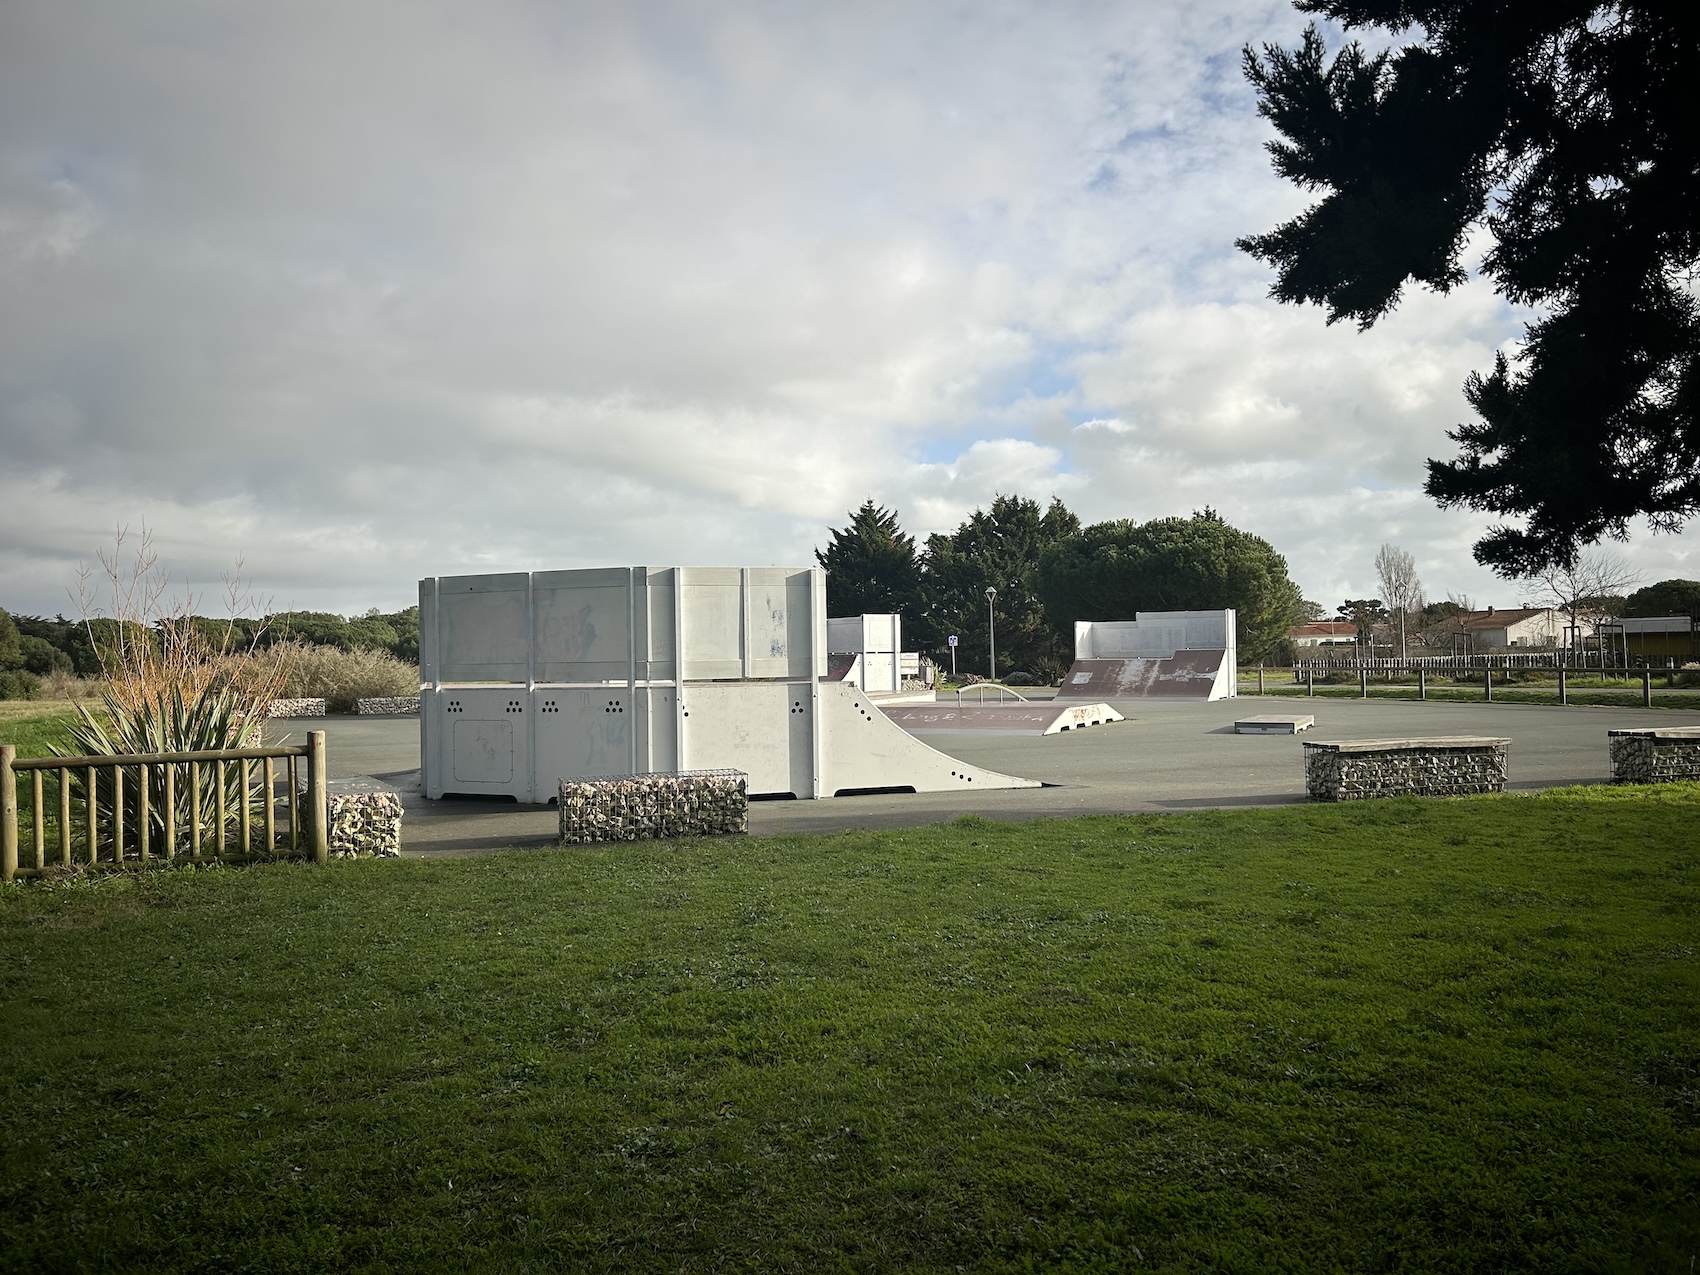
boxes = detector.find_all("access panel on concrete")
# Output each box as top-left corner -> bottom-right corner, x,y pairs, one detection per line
418,566 -> 1038,801
1057,610 -> 1238,701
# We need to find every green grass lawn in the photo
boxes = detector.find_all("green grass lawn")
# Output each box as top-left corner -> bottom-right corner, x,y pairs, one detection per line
0,703 -> 84,759
3,790 -> 1698,1272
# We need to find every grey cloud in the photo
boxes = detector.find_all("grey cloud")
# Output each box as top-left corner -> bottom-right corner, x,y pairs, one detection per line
1,1 -> 1692,618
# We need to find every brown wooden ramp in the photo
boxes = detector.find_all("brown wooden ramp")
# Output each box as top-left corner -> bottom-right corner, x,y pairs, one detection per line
881,702 -> 1123,736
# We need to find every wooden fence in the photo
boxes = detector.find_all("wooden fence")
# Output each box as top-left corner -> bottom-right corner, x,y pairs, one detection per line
1,730 -> 328,882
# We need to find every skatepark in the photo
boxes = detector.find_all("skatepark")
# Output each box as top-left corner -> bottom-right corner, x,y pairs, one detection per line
277,692 -> 1700,856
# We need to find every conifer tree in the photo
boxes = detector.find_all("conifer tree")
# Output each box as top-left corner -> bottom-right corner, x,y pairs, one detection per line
1240,3 -> 1700,574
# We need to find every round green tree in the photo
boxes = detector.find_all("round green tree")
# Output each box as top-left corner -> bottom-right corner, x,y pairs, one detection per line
1036,511 -> 1303,663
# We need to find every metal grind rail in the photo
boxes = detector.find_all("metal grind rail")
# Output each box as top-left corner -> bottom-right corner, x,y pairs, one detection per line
954,684 -> 1032,706
1,730 -> 329,882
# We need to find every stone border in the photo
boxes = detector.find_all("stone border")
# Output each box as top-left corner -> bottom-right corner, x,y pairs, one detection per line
559,770 -> 747,843
356,696 -> 421,715
1608,726 -> 1700,784
267,698 -> 326,718
1304,737 -> 1509,801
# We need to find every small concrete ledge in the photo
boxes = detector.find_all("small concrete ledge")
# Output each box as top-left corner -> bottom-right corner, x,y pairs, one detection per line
1305,737 -> 1509,801
559,770 -> 747,844
1236,714 -> 1314,735
1608,726 -> 1700,784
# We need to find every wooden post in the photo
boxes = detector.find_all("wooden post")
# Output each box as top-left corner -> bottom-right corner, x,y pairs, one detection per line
113,765 -> 125,865
85,766 -> 97,865
1558,667 -> 1567,705
1418,667 -> 1426,700
308,730 -> 329,865
163,763 -> 176,861
2,745 -> 17,884
239,758 -> 252,856
32,770 -> 45,870
1258,666 -> 1265,695
190,761 -> 202,860
264,757 -> 276,852
138,764 -> 150,862
58,768 -> 71,866
1643,669 -> 1652,707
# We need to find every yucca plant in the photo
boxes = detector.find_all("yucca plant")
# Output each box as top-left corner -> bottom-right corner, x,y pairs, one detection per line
53,528 -> 299,862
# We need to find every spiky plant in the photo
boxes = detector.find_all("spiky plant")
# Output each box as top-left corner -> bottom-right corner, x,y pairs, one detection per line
56,529 -> 299,861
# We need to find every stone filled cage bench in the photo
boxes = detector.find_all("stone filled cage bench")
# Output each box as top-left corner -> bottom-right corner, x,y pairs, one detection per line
559,769 -> 747,844
1304,737 -> 1510,801
1608,726 -> 1700,784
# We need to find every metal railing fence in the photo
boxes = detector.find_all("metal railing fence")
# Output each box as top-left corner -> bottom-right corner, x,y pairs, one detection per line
1,730 -> 328,882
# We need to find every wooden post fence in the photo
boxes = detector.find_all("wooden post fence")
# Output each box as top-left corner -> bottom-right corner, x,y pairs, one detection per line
1,738 -> 329,882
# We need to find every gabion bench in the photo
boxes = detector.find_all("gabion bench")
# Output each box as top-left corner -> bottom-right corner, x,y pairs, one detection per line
267,698 -> 327,718
356,696 -> 421,715
558,770 -> 747,844
1608,726 -> 1700,784
1304,737 -> 1509,801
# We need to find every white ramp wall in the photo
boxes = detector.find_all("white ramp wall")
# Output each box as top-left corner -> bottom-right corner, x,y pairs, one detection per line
826,613 -> 902,695
1075,610 -> 1236,665
420,568 -> 1034,800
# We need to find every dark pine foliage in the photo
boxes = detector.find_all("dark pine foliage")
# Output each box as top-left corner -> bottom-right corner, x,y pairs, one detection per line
1622,577 -> 1700,620
814,500 -> 925,630
1239,3 -> 1700,575
924,495 -> 1081,680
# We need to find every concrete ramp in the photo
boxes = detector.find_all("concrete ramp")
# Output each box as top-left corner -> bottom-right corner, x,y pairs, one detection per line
820,682 -> 1041,794
882,701 -> 1123,736
1057,650 -> 1232,700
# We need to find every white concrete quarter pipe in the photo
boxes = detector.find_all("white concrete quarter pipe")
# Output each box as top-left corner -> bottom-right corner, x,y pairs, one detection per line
419,566 -> 1037,800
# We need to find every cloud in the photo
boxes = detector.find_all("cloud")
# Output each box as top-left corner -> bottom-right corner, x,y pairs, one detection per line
0,0 -> 1692,619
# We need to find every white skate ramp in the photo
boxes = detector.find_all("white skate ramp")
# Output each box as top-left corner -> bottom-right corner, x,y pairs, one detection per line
419,566 -> 1039,800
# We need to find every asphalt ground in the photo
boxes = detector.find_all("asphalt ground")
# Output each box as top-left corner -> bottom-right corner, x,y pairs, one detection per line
265,694 -> 1700,857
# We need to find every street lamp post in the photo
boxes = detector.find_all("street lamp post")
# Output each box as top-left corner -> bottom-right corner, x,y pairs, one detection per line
985,586 -> 997,681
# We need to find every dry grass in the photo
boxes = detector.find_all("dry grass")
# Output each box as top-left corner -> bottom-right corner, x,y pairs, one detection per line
278,642 -> 419,712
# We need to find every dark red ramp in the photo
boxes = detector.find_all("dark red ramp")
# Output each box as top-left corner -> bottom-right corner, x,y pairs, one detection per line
1055,649 -> 1230,700
881,702 -> 1122,736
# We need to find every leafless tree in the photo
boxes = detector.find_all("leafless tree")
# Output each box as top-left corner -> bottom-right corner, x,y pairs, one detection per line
1531,549 -> 1643,660
1374,544 -> 1425,657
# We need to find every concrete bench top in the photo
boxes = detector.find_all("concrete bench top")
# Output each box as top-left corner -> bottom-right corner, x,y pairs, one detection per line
1607,726 -> 1700,741
1303,736 -> 1510,754
1235,715 -> 1314,734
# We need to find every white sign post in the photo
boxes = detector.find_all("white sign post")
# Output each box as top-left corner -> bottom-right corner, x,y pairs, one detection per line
947,634 -> 957,680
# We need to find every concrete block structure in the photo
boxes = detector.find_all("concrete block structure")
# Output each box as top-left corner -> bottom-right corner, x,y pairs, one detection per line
419,566 -> 1037,801
826,613 -> 902,696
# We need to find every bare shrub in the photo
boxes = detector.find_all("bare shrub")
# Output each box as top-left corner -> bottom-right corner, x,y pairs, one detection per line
67,527 -> 296,750
279,642 -> 419,713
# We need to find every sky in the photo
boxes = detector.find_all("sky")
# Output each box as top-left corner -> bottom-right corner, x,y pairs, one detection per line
1,0 -> 1692,621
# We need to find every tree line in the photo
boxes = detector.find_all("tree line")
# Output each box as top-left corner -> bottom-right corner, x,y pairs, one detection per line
816,497 -> 1303,680
0,606 -> 419,698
